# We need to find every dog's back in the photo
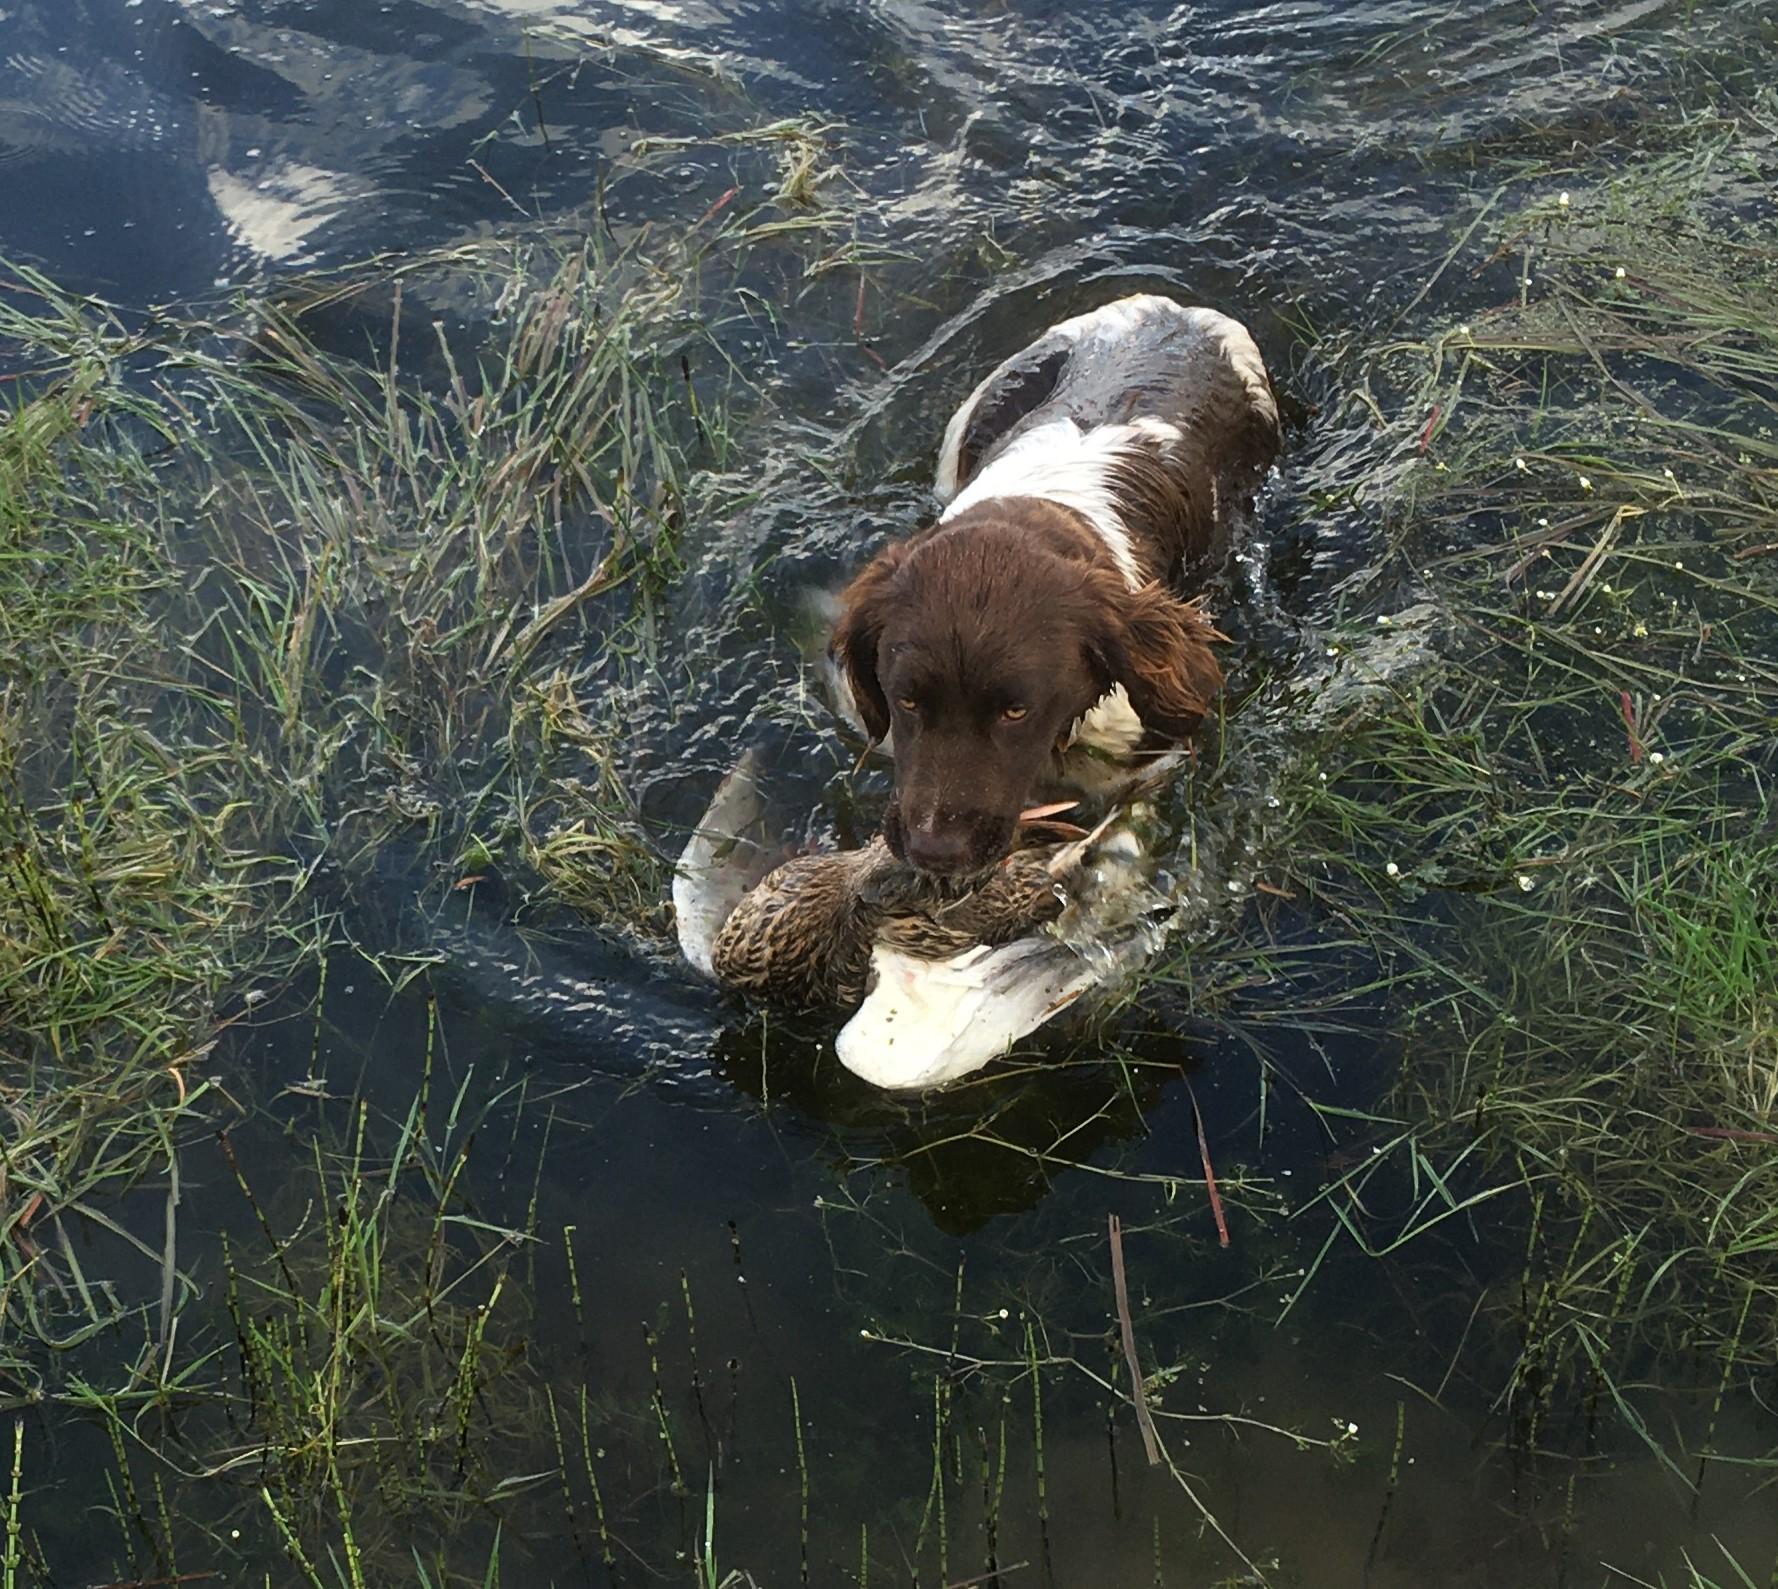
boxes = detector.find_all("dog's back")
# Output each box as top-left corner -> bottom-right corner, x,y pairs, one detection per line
934,295 -> 1280,583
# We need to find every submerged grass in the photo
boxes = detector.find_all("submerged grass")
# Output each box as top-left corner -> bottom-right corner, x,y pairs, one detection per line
1222,93 -> 1778,1467
0,201 -> 759,1392
0,147 -> 908,1577
4,36 -> 1778,1588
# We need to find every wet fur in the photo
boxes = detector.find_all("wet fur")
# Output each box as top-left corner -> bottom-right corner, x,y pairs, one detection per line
833,499 -> 1222,873
832,298 -> 1277,875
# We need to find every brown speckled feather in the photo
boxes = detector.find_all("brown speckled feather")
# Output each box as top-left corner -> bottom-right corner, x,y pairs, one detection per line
710,837 -> 1064,1008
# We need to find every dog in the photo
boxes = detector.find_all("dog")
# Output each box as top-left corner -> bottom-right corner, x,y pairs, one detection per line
829,293 -> 1280,876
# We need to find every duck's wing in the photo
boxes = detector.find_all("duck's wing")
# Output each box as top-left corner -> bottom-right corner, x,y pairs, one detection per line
835,938 -> 1101,1091
672,749 -> 780,979
835,814 -> 1165,1091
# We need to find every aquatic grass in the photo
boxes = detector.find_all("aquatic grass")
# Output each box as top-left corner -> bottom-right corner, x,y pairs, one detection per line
1228,107 -> 1778,1468
0,198 -> 803,1552
0,368 -> 328,1392
0,183 -> 864,1582
213,1099 -> 540,1580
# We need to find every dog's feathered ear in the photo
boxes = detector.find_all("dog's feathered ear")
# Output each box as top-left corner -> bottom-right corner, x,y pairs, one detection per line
830,542 -> 909,744
1084,572 -> 1224,742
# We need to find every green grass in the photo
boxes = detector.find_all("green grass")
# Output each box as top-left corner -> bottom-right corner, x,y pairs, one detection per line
0,162 -> 849,1580
1172,103 -> 1778,1469
3,43 -> 1778,1589
0,204 -> 755,1386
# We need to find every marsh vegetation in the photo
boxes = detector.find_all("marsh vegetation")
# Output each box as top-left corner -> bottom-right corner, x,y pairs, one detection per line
1,3 -> 1776,1586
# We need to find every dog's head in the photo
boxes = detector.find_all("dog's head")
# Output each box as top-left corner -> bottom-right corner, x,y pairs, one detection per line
831,502 -> 1220,876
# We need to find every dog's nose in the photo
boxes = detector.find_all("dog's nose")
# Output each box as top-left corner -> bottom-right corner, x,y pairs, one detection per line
903,824 -> 976,875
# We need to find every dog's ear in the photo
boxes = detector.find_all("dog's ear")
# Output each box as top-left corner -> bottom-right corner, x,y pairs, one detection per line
830,542 -> 909,744
1084,573 -> 1224,742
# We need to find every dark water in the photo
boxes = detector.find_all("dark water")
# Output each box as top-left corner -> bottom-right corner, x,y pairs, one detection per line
6,2 -> 1777,1585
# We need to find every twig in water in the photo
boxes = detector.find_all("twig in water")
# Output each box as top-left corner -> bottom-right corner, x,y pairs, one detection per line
89,1576 -> 221,1588
697,186 -> 739,228
1416,404 -> 1441,454
466,159 -> 532,221
1107,1215 -> 1161,1466
942,1567 -> 1030,1588
1183,1078 -> 1231,1249
1687,1125 -> 1778,1145
1547,504 -> 1640,615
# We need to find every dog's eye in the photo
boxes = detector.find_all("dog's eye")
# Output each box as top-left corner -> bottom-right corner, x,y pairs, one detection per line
896,696 -> 920,713
1002,704 -> 1028,722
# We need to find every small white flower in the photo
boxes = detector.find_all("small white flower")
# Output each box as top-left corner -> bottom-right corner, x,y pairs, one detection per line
1537,517 -> 1551,528
1558,190 -> 1571,207
1318,772 -> 1328,783
860,1328 -> 873,1339
998,1308 -> 1009,1320
1649,751 -> 1666,766
1385,862 -> 1401,878
1347,1421 -> 1360,1436
1376,613 -> 1392,626
1577,475 -> 1593,491
1673,560 -> 1684,570
1633,622 -> 1648,638
1226,879 -> 1243,894
1514,456 -> 1529,471
1517,874 -> 1536,892
1614,266 -> 1626,280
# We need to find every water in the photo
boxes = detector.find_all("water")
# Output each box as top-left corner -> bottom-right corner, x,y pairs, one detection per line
4,2 -> 1777,1584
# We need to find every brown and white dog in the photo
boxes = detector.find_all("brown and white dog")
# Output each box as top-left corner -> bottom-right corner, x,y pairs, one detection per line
830,293 -> 1281,877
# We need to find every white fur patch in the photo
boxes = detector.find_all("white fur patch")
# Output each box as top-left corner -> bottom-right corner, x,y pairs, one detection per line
1180,305 -> 1276,422
934,320 -> 1092,505
939,417 -> 1181,592
934,296 -> 1276,509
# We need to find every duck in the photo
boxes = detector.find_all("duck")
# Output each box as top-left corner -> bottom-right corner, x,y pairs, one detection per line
673,750 -> 1167,1090
708,834 -> 1066,1009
